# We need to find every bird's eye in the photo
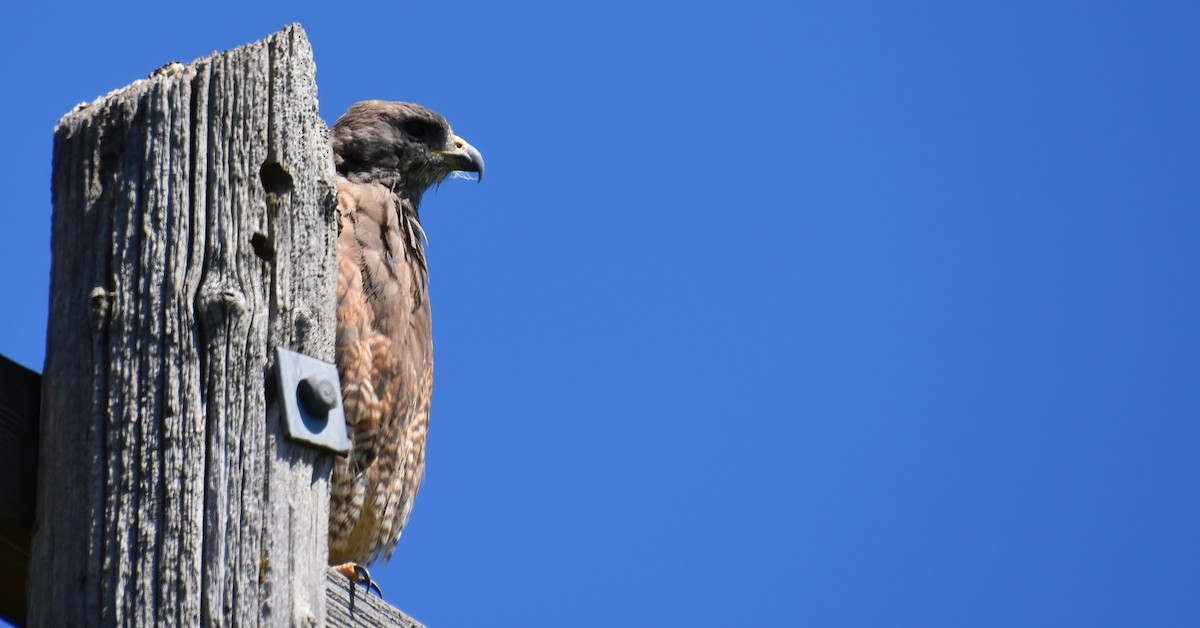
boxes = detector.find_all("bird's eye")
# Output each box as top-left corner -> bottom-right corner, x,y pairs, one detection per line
401,119 -> 436,142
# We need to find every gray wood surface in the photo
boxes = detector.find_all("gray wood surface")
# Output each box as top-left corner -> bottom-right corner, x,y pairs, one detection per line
29,24 -> 341,626
325,571 -> 426,628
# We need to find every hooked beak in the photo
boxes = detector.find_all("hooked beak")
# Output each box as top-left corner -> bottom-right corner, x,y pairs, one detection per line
439,134 -> 485,182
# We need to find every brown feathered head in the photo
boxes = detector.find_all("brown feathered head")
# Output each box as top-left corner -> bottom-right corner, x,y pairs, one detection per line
331,100 -> 484,204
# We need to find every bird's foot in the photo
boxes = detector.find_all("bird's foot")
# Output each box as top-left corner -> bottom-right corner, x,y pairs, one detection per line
333,562 -> 384,597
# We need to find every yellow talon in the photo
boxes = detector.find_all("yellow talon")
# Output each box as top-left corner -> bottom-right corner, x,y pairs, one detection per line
333,562 -> 383,597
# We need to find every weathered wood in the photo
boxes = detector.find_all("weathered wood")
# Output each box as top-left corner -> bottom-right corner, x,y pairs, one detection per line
325,571 -> 425,628
0,354 -> 39,625
30,25 -> 340,626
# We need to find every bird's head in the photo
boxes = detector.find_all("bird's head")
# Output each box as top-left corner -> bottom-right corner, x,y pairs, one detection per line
331,100 -> 484,203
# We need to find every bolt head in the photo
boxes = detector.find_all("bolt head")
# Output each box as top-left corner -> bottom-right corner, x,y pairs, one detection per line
298,376 -> 338,416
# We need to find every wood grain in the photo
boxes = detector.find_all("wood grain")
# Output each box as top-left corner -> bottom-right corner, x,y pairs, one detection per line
29,25 -> 340,626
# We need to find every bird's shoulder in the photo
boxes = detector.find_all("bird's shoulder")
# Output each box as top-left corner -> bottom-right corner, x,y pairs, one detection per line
337,178 -> 397,225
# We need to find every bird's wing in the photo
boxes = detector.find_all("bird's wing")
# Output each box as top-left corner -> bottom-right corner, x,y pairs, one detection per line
336,181 -> 390,470
331,179 -> 432,565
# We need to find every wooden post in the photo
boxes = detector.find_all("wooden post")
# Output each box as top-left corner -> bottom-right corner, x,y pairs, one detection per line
0,355 -> 39,624
325,572 -> 425,627
30,25 -> 340,626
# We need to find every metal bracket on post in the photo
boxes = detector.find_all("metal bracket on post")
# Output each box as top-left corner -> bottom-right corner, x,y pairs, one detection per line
274,346 -> 350,455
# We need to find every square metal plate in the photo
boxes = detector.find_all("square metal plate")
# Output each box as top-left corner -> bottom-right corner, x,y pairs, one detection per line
275,346 -> 350,455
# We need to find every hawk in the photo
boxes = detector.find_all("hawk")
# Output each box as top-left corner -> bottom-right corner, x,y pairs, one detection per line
327,101 -> 484,588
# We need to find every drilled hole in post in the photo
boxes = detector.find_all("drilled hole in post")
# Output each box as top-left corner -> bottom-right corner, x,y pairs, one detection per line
251,232 -> 274,261
259,161 -> 294,195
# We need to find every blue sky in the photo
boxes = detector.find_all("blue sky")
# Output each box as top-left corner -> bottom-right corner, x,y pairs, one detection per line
2,1 -> 1198,626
